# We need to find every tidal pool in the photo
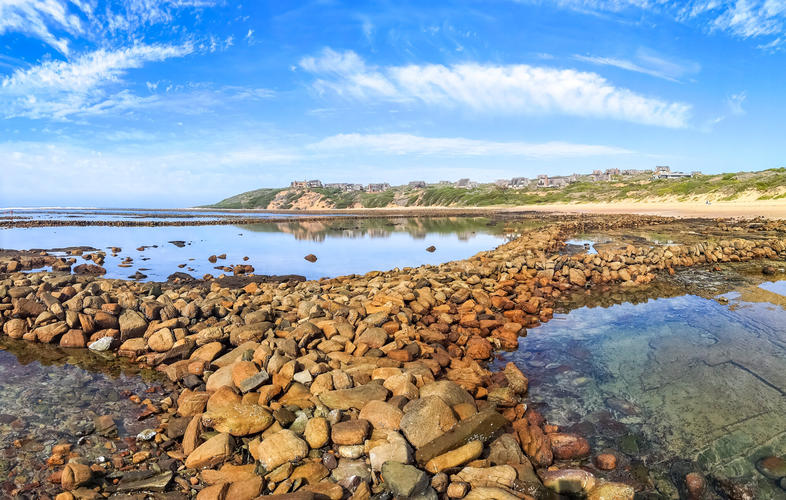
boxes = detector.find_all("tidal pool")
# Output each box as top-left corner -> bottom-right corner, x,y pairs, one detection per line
1,215 -> 524,281
0,339 -> 164,497
502,272 -> 786,498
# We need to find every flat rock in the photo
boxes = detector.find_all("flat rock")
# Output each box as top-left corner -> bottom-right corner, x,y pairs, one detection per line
116,471 -> 173,492
202,403 -> 274,436
318,383 -> 389,410
400,396 -> 457,448
415,409 -> 507,464
381,462 -> 429,497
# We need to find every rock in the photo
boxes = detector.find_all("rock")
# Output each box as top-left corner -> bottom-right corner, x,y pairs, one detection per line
426,246 -> 436,253
60,329 -> 86,348
446,482 -> 469,498
569,268 -> 587,286
465,336 -> 493,360
119,310 -> 147,340
3,318 -> 27,338
185,433 -> 234,469
454,465 -> 517,489
503,363 -> 528,394
487,434 -> 525,465
587,482 -> 635,500
116,471 -> 173,492
35,321 -> 68,343
331,419 -> 371,445
318,383 -> 389,410
684,473 -> 705,499
359,400 -> 403,430
356,327 -> 388,348
419,381 -> 475,408
202,403 -> 274,436
118,337 -> 147,357
381,462 -> 430,497
61,463 -> 92,490
331,458 -> 372,484
241,370 -> 273,395
512,418 -> 552,467
94,415 -> 117,437
88,336 -> 113,351
304,254 -> 317,262
400,396 -> 458,448
550,433 -> 590,459
369,431 -> 412,471
425,440 -> 483,473
177,389 -> 210,416
756,456 -> 786,480
305,417 -> 330,449
254,430 -> 308,471
196,483 -> 229,500
595,453 -> 617,470
148,328 -> 175,352
540,469 -> 596,495
487,387 -> 518,407
415,409 -> 507,464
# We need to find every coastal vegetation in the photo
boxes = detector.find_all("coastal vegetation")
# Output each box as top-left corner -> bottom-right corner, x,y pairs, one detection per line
211,168 -> 786,209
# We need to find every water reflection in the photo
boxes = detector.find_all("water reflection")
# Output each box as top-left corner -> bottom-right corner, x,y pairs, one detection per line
1,216 -> 537,281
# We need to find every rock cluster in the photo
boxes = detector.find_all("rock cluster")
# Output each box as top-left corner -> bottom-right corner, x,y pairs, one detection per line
1,215 -> 784,498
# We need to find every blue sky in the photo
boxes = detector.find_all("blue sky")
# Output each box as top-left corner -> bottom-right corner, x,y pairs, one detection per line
1,0 -> 785,207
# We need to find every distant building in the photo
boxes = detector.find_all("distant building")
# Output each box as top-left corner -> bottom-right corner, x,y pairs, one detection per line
290,181 -> 308,189
324,183 -> 364,192
621,169 -> 650,176
549,175 -> 571,188
455,178 -> 478,189
652,166 -> 691,179
437,180 -> 452,186
306,180 -> 323,188
536,175 -> 549,188
495,179 -> 511,188
408,181 -> 426,189
367,183 -> 391,193
605,168 -> 621,176
511,177 -> 530,188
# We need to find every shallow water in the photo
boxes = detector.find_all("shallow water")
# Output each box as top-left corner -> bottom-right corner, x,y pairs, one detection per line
503,275 -> 786,497
1,214 -> 519,281
0,339 -> 164,495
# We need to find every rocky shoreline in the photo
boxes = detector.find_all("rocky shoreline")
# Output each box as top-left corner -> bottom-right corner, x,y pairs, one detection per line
2,214 -> 785,500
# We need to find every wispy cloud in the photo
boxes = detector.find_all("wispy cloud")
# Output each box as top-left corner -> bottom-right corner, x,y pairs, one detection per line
309,133 -> 633,158
727,91 -> 747,115
573,47 -> 701,82
0,43 -> 193,119
545,0 -> 786,49
0,0 -> 90,54
300,48 -> 692,128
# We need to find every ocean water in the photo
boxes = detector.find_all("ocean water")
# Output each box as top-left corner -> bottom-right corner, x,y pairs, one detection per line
1,214 -> 515,281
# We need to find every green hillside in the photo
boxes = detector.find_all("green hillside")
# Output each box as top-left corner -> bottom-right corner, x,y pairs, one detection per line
210,168 -> 786,209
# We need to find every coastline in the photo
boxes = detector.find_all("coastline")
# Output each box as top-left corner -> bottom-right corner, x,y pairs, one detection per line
1,213 -> 785,498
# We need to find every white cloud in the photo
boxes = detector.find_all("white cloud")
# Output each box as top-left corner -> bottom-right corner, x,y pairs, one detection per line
299,48 -> 692,128
0,0 -> 90,54
545,0 -> 786,48
309,133 -> 633,158
0,43 -> 193,119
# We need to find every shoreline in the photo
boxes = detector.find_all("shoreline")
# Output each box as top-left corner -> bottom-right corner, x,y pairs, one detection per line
1,214 -> 785,498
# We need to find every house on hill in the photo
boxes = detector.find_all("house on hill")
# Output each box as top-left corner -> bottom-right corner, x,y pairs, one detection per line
367,183 -> 391,193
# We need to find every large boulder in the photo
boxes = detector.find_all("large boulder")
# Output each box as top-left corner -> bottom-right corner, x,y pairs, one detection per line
400,396 -> 457,448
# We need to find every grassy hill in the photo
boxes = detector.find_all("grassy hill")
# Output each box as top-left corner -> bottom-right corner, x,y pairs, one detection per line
210,168 -> 786,209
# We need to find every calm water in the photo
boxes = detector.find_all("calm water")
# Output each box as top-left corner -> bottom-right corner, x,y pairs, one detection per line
1,215 -> 517,281
503,275 -> 786,498
0,339 -> 163,495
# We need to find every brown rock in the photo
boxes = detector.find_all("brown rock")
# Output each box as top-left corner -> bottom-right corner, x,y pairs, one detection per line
202,403 -> 274,436
331,419 -> 371,445
550,433 -> 590,460
148,328 -> 175,352
305,417 -> 330,449
425,440 -> 483,473
359,400 -> 403,430
185,433 -> 234,469
465,336 -> 492,360
400,396 -> 458,448
61,463 -> 92,490
60,329 -> 86,348
178,389 -> 210,416
254,430 -> 308,471
595,453 -> 617,470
